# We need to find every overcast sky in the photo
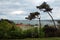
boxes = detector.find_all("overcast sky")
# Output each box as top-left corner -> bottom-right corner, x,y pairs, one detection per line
0,0 -> 60,20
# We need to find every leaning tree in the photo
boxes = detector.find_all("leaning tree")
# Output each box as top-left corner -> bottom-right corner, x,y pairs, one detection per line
25,12 -> 41,37
36,2 -> 56,28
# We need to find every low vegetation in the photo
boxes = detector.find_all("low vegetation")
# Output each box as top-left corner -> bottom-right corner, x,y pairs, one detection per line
0,19 -> 60,39
20,37 -> 60,40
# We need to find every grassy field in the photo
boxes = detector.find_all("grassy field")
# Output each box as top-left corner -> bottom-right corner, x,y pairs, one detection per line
5,37 -> 60,40
1,37 -> 60,40
19,37 -> 60,40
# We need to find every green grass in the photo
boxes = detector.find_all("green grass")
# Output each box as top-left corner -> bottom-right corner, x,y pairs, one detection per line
20,37 -> 60,40
1,37 -> 60,40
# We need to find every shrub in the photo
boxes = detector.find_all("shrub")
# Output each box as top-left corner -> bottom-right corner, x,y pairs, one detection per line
39,27 -> 45,38
22,27 -> 45,38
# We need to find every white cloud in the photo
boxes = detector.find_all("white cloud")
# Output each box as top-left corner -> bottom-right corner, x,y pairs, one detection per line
0,15 -> 8,19
10,10 -> 25,15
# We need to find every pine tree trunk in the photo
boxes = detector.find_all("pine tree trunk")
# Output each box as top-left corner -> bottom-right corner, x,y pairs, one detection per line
38,18 -> 41,37
39,18 -> 41,29
47,12 -> 56,28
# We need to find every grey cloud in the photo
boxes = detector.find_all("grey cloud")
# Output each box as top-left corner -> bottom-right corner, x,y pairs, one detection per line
0,0 -> 60,20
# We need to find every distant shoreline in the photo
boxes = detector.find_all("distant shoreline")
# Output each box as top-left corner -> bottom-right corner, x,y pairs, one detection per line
12,20 -> 58,26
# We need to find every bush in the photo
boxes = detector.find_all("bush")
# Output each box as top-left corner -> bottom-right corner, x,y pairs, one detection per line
0,19 -> 23,39
22,27 -> 45,38
39,27 -> 45,38
7,27 -> 23,39
0,19 -> 45,38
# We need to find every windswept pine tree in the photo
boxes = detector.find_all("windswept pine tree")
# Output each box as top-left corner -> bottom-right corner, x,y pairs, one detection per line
36,2 -> 56,28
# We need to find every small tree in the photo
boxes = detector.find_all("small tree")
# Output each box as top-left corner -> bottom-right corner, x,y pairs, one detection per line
25,12 -> 41,37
